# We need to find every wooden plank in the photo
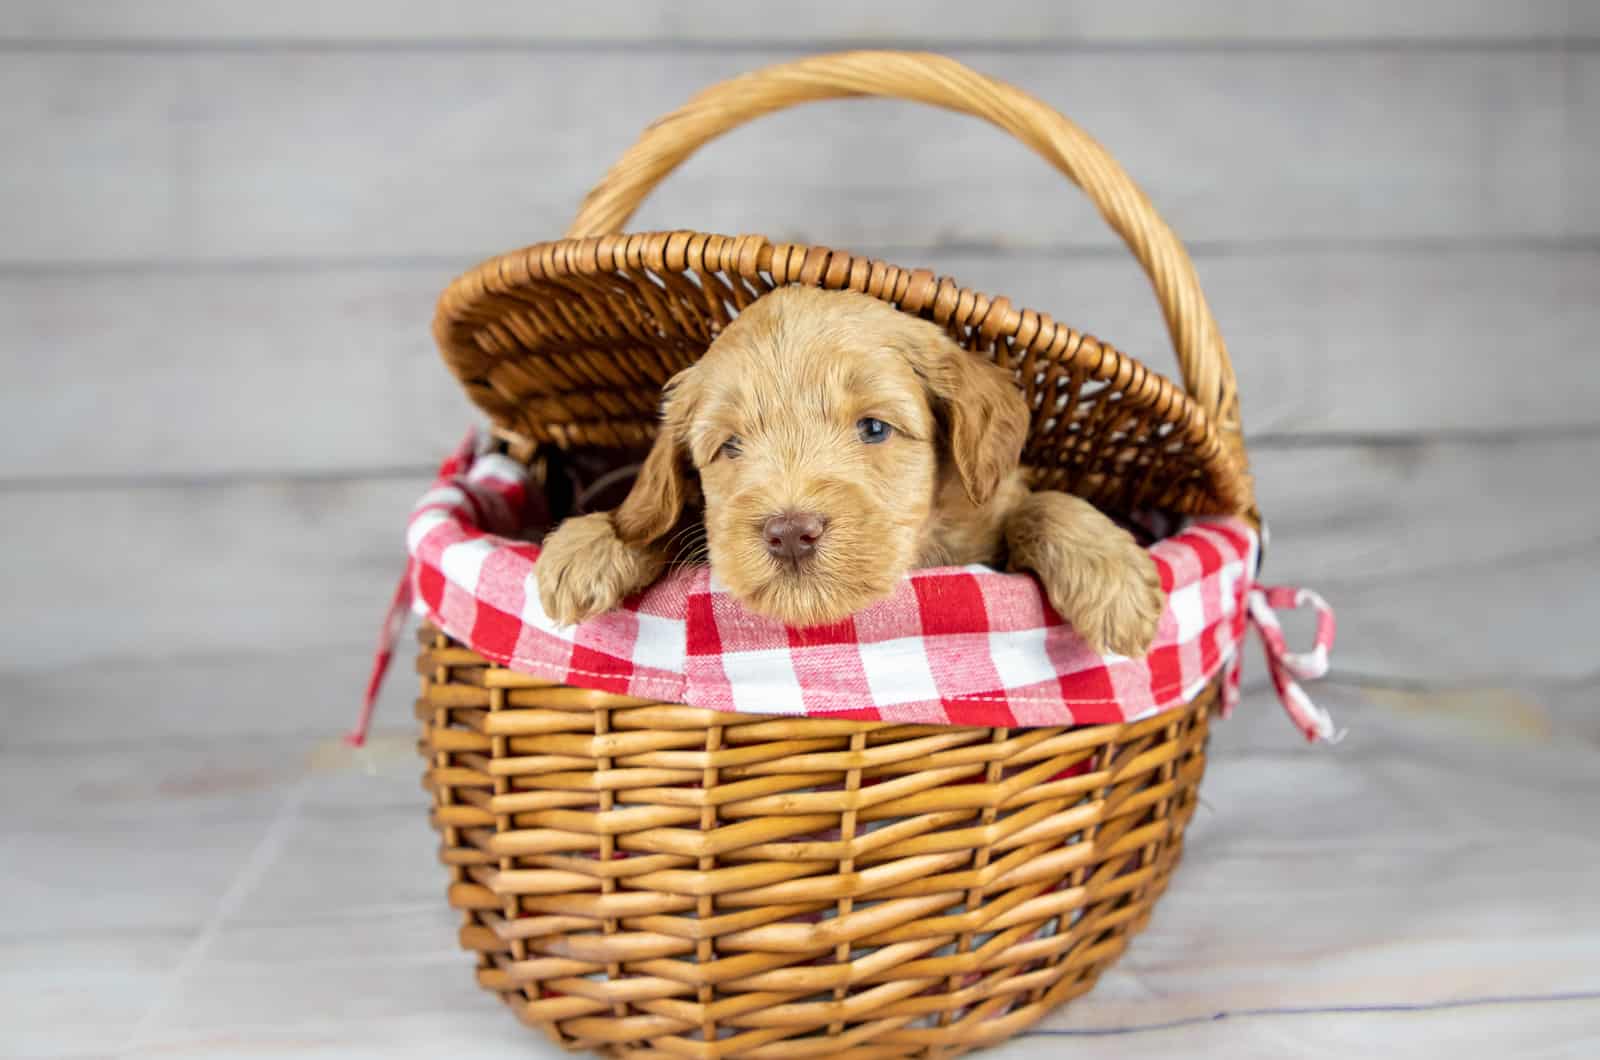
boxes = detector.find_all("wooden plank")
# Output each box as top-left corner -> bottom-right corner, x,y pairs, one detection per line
3,438 -> 1594,756
1256,438 -> 1600,685
0,934 -> 192,1057
0,265 -> 478,479
0,736 -> 439,916
4,442 -> 1593,678
0,737 -> 321,943
928,247 -> 1600,441
1578,52 -> 1600,237
138,912 -> 534,1057
0,475 -> 421,674
2,49 -> 1591,264
1254,438 -> 1600,586
4,248 -> 1596,479
1024,1005 -> 1600,1060
1303,545 -> 1600,688
2,812 -> 285,937
5,645 -> 419,751
3,1 -> 1594,44
0,731 -> 516,1057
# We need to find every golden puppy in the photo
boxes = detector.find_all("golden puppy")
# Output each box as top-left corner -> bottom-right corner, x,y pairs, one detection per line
535,286 -> 1165,656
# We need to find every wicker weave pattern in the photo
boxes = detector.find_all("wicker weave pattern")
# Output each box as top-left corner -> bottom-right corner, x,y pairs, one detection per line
435,232 -> 1247,515
419,625 -> 1212,1058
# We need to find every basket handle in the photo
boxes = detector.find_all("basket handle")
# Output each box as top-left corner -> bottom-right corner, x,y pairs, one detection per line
567,50 -> 1244,444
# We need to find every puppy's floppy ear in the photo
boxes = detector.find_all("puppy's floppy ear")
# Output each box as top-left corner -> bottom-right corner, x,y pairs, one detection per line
614,366 -> 700,547
903,328 -> 1031,506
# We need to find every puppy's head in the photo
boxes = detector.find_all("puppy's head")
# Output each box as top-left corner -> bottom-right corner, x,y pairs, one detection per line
615,286 -> 1029,627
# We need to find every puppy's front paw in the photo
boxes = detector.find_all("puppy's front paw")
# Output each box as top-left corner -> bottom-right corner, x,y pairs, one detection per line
1043,539 -> 1165,657
1006,492 -> 1167,657
534,513 -> 665,626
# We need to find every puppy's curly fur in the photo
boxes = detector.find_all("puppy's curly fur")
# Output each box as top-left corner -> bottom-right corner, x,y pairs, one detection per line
535,286 -> 1166,656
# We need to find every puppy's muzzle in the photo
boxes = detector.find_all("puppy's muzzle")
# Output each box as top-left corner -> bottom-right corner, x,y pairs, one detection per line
763,511 -> 827,567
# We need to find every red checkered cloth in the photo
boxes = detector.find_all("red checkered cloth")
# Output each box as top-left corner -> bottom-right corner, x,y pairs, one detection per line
353,435 -> 1340,745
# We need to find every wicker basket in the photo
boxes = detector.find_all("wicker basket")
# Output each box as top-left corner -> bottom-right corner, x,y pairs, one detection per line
417,52 -> 1255,1057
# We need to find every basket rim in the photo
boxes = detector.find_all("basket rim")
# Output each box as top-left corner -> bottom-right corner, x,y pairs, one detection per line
432,230 -> 1251,515
399,439 -> 1260,729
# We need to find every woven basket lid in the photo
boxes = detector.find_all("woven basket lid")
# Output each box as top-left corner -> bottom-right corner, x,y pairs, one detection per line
432,53 -> 1253,517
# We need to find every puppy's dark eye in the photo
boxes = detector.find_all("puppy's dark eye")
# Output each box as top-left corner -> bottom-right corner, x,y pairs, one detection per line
720,436 -> 742,459
856,417 -> 893,444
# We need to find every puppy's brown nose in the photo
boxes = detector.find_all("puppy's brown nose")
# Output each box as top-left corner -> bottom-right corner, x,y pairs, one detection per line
763,511 -> 827,563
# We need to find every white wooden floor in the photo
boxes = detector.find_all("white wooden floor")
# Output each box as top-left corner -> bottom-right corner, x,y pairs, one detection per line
3,4 -> 1598,1058
7,681 -> 1598,1059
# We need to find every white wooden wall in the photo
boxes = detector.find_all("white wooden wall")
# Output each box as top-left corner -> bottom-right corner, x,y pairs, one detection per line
2,4 -> 1596,1056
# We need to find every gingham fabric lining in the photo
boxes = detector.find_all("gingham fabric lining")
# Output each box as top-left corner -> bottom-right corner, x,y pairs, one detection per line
356,435 -> 1339,744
